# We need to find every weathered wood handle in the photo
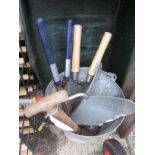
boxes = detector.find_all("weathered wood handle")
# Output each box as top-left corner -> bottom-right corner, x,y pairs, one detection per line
88,32 -> 112,77
56,86 -> 72,115
24,90 -> 68,117
71,25 -> 82,80
48,108 -> 81,132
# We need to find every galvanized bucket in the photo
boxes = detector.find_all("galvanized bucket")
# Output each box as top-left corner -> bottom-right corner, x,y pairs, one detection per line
45,67 -> 134,143
46,67 -> 125,97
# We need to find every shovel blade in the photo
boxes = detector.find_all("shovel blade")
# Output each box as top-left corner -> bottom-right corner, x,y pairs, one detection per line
70,96 -> 135,126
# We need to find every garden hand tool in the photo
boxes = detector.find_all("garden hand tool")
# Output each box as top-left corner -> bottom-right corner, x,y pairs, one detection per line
76,32 -> 112,95
70,95 -> 134,127
36,17 -> 70,114
23,90 -> 81,133
66,24 -> 84,96
62,19 -> 74,114
75,32 -> 112,108
71,24 -> 82,81
23,90 -> 134,128
86,32 -> 112,83
36,17 -> 61,86
19,96 -> 75,132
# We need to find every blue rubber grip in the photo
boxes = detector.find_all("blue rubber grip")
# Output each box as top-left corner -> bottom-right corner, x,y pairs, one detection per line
36,18 -> 55,65
65,19 -> 73,59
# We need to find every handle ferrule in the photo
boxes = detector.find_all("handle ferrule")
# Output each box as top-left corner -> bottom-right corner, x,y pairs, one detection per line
64,59 -> 71,81
49,63 -> 61,85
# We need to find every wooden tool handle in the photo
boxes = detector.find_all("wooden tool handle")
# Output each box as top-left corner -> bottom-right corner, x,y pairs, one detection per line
88,32 -> 112,76
49,108 -> 81,133
71,25 -> 82,73
24,90 -> 68,117
56,86 -> 72,115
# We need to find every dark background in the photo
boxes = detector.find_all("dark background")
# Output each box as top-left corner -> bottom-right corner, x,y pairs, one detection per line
19,0 -> 135,91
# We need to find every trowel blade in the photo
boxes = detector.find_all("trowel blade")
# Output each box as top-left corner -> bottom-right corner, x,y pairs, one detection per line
70,96 -> 135,126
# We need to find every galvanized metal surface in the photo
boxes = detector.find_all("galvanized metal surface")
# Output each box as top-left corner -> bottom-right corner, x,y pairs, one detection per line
87,70 -> 125,98
70,96 -> 134,126
45,67 -> 132,143
46,67 -> 124,98
63,116 -> 124,143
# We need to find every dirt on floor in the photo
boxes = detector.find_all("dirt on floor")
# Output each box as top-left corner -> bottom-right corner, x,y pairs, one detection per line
20,119 -> 133,155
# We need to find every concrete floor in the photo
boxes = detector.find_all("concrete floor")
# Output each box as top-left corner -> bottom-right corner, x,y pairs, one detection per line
56,135 -> 131,155
20,116 -> 134,155
37,125 -> 132,155
56,133 -> 113,155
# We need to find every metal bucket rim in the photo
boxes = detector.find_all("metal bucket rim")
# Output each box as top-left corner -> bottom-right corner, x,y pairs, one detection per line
63,115 -> 125,139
